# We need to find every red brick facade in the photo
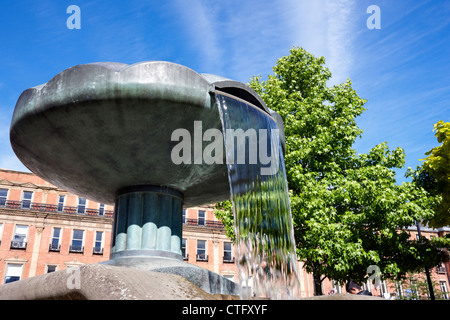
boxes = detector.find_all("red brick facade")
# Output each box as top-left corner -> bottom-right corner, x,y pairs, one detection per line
0,169 -> 239,285
0,168 -> 448,299
0,169 -> 114,283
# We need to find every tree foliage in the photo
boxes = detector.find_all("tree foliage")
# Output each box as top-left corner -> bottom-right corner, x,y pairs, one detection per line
413,120 -> 450,228
215,47 -> 449,295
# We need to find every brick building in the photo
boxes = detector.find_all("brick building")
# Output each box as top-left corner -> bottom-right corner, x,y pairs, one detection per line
0,168 -> 239,285
0,169 -> 114,283
0,168 -> 448,299
310,226 -> 450,299
182,206 -> 238,282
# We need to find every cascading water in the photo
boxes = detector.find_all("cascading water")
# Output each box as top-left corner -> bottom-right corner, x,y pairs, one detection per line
216,93 -> 301,299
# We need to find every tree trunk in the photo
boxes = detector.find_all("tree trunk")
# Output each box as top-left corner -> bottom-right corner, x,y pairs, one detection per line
313,273 -> 323,296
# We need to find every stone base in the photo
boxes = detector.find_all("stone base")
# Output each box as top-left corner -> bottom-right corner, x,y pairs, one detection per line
100,255 -> 239,296
0,263 -> 385,301
0,263 -> 239,300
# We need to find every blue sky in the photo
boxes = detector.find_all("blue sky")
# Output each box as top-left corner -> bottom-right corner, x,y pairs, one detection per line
0,0 -> 448,183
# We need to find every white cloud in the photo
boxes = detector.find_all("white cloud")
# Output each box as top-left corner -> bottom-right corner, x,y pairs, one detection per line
173,0 -> 223,72
281,0 -> 357,85
172,0 -> 290,81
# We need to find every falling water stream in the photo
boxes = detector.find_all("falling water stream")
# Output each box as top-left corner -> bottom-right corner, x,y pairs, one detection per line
216,93 -> 301,299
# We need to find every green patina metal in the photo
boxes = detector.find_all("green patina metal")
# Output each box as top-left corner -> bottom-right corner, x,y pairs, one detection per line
9,62 -> 284,296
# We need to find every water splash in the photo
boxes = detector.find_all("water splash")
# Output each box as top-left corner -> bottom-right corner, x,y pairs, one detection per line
216,93 -> 301,299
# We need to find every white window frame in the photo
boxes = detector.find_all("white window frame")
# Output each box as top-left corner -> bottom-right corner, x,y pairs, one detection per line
77,197 -> 87,214
57,195 -> 65,212
379,280 -> 390,299
93,231 -> 104,254
196,239 -> 207,261
50,227 -> 61,251
198,210 -> 206,226
223,242 -> 233,262
395,281 -> 404,298
70,229 -> 84,253
439,281 -> 449,300
332,280 -> 343,293
98,203 -> 105,216
21,191 -> 33,209
0,188 -> 8,207
182,238 -> 188,259
12,225 -> 28,249
4,263 -> 23,284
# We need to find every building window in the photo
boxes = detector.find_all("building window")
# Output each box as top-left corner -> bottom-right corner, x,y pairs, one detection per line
223,242 -> 234,263
77,197 -> 86,214
49,228 -> 61,251
11,225 -> 28,249
93,231 -> 103,254
0,188 -> 8,207
70,229 -> 84,253
436,263 -> 446,273
198,210 -> 205,226
4,264 -> 23,284
182,238 -> 188,260
395,281 -> 404,298
380,280 -> 389,298
196,239 -> 207,261
182,209 -> 186,224
57,195 -> 65,212
409,279 -> 418,299
439,281 -> 449,300
98,204 -> 105,216
21,191 -> 33,209
46,265 -> 57,273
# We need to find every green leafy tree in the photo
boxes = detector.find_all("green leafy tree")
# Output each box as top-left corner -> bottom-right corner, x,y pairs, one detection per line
414,121 -> 450,228
215,47 -> 449,295
398,274 -> 449,300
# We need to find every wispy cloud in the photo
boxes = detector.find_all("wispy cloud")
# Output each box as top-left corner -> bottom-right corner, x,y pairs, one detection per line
172,0 -> 360,84
173,0 -> 223,72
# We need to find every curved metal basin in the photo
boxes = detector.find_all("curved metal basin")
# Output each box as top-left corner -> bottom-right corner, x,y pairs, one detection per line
10,61 -> 284,289
10,61 -> 275,207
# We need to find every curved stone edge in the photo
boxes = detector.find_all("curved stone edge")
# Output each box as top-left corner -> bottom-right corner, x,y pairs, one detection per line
101,256 -> 239,296
0,264 -> 237,300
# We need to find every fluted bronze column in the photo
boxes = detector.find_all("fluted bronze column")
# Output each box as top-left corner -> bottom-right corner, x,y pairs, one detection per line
111,185 -> 183,260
